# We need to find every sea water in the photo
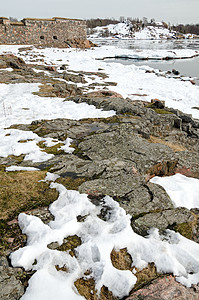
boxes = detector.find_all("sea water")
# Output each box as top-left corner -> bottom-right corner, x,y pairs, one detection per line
92,39 -> 199,79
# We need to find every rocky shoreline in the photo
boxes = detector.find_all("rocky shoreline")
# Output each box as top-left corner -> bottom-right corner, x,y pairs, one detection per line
0,53 -> 199,299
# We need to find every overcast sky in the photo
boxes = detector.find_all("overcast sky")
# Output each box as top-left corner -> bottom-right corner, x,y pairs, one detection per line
1,0 -> 199,24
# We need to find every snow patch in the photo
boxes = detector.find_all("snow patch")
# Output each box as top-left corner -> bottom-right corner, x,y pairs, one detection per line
0,83 -> 115,129
6,166 -> 40,171
150,173 -> 199,209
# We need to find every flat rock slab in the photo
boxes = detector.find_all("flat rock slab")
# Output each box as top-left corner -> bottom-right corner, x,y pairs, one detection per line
127,275 -> 199,300
0,263 -> 24,300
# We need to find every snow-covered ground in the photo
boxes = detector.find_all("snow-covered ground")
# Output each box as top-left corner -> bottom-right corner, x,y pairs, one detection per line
0,83 -> 115,129
134,26 -> 178,40
88,22 -> 197,40
0,81 -> 115,163
1,45 -> 197,118
0,44 -> 199,299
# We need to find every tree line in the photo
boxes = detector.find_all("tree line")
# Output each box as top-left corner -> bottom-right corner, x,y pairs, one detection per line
172,24 -> 199,35
86,17 -> 199,35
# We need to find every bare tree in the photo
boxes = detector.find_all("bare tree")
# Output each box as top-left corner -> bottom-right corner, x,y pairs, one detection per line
120,16 -> 125,23
142,17 -> 148,25
9,17 -> 18,22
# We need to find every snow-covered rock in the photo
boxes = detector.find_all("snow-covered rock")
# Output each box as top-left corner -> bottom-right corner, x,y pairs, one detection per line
88,22 -> 196,40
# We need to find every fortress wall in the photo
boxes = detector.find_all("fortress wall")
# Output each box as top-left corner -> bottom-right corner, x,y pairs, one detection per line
0,18 -> 87,47
0,26 -> 6,43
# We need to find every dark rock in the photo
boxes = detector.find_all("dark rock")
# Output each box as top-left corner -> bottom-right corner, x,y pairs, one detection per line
151,99 -> 165,109
60,64 -> 67,70
181,113 -> 194,124
172,69 -> 180,75
173,118 -> 182,129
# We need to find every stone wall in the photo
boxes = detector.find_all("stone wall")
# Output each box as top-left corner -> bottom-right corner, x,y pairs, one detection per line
0,17 -> 87,47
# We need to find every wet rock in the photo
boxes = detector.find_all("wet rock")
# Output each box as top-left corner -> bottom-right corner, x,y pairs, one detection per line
180,113 -> 194,124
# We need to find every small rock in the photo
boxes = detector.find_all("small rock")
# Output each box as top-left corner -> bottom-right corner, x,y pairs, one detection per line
172,69 -> 180,75
190,80 -> 196,85
151,99 -> 165,109
60,64 -> 67,70
45,66 -> 57,72
7,219 -> 18,226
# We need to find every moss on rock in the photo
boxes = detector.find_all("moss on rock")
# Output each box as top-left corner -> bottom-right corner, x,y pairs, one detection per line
132,263 -> 160,292
175,222 -> 193,240
110,248 -> 133,271
37,141 -> 65,155
74,277 -> 118,300
0,170 -> 58,220
56,176 -> 87,190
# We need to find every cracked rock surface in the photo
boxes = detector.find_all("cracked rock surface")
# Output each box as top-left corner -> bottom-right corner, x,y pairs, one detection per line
9,97 -> 199,239
1,53 -> 199,299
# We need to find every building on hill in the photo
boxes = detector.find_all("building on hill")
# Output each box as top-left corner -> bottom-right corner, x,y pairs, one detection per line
0,17 -> 88,48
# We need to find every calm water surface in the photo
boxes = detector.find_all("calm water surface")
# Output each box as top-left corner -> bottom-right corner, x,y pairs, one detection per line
93,39 -> 199,78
